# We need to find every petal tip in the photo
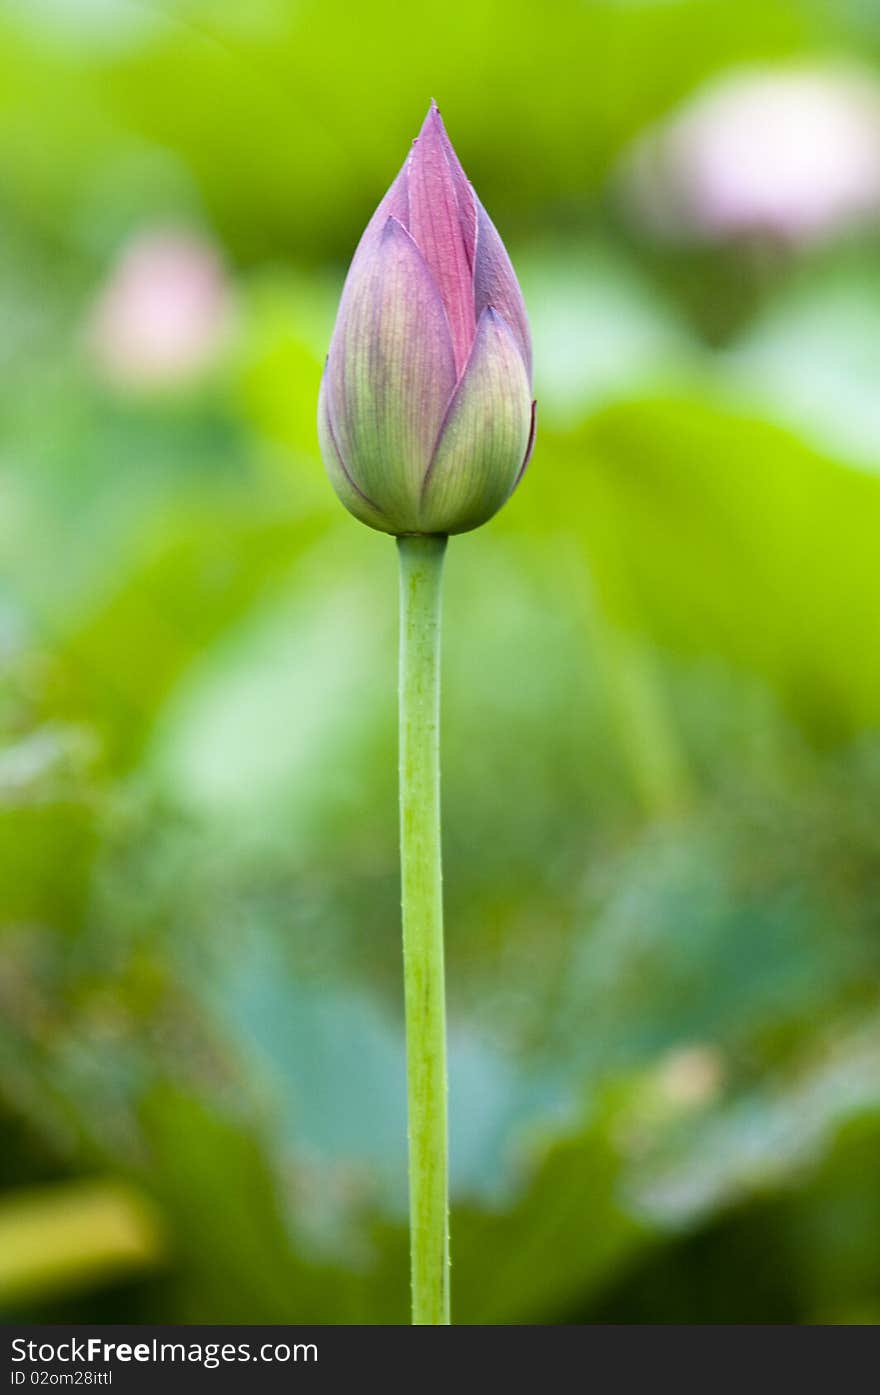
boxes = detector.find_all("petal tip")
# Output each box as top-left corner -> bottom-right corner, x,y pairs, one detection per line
379,215 -> 415,252
417,99 -> 448,147
479,304 -> 517,344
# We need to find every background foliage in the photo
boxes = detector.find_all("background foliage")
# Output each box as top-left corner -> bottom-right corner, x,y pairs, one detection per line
2,0 -> 880,1323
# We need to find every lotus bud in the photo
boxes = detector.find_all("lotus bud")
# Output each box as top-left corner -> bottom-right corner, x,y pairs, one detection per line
318,103 -> 535,536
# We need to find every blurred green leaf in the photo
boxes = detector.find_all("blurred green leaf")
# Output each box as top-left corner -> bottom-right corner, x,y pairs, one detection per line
537,396 -> 880,739
46,490 -> 334,768
725,258 -> 880,468
0,0 -> 817,260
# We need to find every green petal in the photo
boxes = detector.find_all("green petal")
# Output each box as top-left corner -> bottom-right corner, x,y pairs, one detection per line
317,375 -> 391,532
420,308 -> 532,534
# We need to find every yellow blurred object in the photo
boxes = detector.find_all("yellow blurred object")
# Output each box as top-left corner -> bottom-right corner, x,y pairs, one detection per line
0,1180 -> 165,1305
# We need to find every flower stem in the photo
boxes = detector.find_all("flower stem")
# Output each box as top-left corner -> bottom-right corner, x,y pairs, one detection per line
397,532 -> 450,1326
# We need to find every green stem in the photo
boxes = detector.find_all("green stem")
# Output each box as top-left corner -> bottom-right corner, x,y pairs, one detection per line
397,532 -> 450,1326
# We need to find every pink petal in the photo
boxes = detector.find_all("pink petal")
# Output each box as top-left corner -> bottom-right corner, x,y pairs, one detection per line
407,103 -> 476,375
325,217 -> 457,530
431,101 -> 477,269
473,196 -> 532,384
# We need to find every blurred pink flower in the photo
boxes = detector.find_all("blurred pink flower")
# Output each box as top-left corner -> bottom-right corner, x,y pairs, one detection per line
620,67 -> 880,246
87,229 -> 234,389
